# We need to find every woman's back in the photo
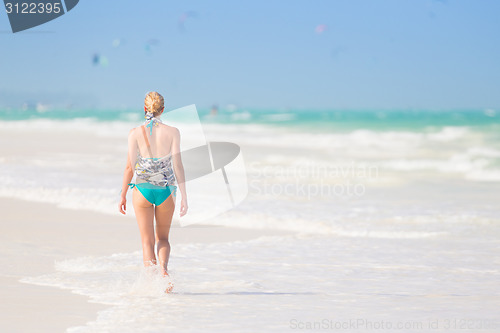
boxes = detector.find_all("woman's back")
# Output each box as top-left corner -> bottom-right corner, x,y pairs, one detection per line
134,123 -> 176,159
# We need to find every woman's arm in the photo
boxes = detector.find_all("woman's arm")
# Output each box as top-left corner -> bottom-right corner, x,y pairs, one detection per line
171,127 -> 188,216
119,129 -> 137,214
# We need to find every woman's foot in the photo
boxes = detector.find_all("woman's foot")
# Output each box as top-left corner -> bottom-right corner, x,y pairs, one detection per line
163,268 -> 174,293
165,281 -> 174,293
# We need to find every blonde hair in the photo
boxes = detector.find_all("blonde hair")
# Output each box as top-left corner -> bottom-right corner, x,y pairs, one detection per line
144,91 -> 164,116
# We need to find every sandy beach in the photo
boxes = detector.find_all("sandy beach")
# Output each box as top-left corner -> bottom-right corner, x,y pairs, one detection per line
0,197 -> 286,332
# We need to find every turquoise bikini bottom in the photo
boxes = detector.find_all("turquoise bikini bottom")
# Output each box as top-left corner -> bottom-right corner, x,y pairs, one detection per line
128,183 -> 177,206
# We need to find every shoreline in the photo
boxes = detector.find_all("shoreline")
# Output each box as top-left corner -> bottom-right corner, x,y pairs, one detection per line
0,197 -> 291,332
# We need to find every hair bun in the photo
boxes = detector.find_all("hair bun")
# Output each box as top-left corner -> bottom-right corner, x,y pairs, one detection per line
144,91 -> 164,116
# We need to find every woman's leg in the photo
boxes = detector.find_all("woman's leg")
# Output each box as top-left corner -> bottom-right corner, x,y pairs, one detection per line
154,193 -> 175,274
132,187 -> 156,266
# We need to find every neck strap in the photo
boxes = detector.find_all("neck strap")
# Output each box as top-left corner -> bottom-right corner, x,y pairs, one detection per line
144,112 -> 162,135
140,125 -> 154,158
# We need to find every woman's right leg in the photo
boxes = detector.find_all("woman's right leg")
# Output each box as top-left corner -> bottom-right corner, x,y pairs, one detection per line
154,193 -> 176,274
132,187 -> 156,267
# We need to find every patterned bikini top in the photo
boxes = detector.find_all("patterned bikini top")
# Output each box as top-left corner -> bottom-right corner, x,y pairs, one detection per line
135,153 -> 176,187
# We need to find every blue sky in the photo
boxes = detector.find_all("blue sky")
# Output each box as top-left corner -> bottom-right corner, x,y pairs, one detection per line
1,0 -> 499,110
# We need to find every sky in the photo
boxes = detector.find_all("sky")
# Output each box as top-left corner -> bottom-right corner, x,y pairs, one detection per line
1,0 -> 499,110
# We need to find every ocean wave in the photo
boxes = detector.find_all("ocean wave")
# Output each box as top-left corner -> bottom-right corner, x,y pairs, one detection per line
0,119 -> 493,163
203,124 -> 478,154
0,118 -> 208,140
19,230 -> 500,332
379,146 -> 500,181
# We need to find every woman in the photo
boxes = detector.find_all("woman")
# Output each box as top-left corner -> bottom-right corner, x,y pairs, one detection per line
118,92 -> 188,292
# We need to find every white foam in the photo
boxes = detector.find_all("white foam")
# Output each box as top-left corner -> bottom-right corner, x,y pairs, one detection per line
0,119 -> 476,155
202,210 -> 448,239
1,120 -> 499,231
426,126 -> 469,142
0,118 -> 131,137
203,124 -> 475,160
484,108 -> 496,117
0,119 -> 214,140
261,112 -> 296,122
466,147 -> 500,158
20,233 -> 500,332
465,169 -> 500,181
379,147 -> 500,181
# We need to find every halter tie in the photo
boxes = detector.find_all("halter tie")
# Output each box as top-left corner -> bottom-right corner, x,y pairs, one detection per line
144,112 -> 162,135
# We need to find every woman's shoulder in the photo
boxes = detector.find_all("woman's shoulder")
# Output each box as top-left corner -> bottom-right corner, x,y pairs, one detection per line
128,126 -> 142,137
159,123 -> 180,134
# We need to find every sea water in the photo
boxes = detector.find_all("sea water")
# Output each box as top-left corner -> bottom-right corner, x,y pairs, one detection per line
1,107 -> 500,332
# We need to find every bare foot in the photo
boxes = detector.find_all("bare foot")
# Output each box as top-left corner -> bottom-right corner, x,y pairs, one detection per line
163,269 -> 174,293
165,281 -> 174,293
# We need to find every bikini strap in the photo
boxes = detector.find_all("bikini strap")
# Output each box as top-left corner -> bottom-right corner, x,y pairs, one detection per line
141,125 -> 154,158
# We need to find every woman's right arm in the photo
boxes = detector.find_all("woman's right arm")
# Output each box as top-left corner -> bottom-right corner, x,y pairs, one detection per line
119,129 -> 137,214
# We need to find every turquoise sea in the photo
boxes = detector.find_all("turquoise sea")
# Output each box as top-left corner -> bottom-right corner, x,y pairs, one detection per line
1,107 -> 500,131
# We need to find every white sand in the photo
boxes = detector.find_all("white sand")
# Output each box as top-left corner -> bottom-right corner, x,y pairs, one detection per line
0,198 -> 289,332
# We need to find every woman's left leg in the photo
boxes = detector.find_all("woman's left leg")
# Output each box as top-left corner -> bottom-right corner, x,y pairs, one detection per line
132,187 -> 156,266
